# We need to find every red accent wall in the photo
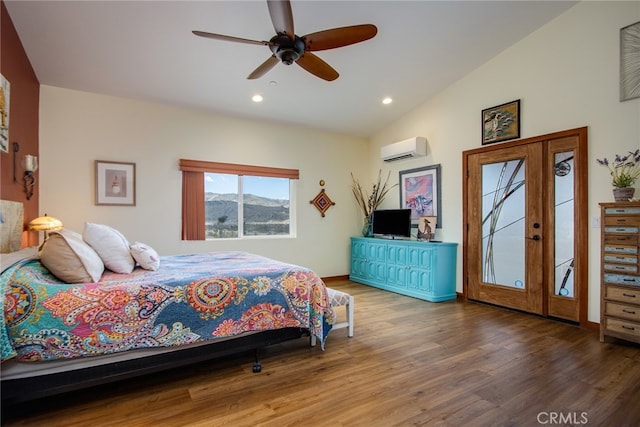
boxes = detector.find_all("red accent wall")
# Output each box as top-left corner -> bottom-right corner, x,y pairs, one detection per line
1,0 -> 40,246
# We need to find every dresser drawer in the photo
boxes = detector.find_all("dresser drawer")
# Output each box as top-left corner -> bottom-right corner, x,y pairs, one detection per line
604,216 -> 640,226
604,244 -> 638,255
604,264 -> 638,273
605,207 -> 640,215
605,285 -> 640,303
605,302 -> 640,321
604,234 -> 639,245
603,317 -> 640,338
603,253 -> 638,264
603,274 -> 640,286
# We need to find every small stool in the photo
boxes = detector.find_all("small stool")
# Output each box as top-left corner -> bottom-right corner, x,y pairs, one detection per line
311,287 -> 354,346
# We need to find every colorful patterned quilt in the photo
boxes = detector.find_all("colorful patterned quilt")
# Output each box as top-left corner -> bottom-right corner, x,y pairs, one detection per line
1,251 -> 335,362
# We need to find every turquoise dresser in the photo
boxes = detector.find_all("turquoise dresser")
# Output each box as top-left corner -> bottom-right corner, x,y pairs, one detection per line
350,237 -> 457,302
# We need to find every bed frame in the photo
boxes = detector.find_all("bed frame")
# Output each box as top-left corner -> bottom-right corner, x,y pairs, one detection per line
1,327 -> 306,406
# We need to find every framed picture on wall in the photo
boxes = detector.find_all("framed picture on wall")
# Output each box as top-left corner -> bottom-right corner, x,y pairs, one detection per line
0,74 -> 10,153
481,99 -> 520,145
621,21 -> 640,101
95,160 -> 136,206
399,164 -> 442,228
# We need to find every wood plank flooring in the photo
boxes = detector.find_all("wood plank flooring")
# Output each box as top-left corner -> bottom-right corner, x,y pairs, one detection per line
3,279 -> 640,426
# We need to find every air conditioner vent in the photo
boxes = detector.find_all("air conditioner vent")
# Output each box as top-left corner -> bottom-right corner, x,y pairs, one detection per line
380,137 -> 427,162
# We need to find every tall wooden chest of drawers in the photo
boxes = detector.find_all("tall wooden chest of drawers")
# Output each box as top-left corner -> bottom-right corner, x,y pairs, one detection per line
600,202 -> 640,343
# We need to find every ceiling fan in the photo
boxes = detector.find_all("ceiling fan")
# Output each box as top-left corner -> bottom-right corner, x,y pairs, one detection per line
192,0 -> 377,81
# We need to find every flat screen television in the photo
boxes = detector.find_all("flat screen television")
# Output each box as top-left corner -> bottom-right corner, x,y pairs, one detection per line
371,209 -> 411,239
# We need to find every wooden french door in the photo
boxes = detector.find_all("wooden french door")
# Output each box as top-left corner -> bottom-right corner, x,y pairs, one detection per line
463,128 -> 588,325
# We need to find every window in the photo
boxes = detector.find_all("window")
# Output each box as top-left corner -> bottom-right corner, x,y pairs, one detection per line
180,159 -> 298,240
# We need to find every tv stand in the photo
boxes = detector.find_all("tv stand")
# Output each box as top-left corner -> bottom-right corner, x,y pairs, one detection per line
349,237 -> 457,302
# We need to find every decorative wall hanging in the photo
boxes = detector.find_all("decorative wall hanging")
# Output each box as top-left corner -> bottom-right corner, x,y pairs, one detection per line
399,164 -> 442,228
481,99 -> 520,145
0,74 -> 10,153
621,21 -> 640,101
310,180 -> 335,217
95,160 -> 136,206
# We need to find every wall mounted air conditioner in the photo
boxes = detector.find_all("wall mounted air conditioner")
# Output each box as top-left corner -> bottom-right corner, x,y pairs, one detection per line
380,137 -> 427,162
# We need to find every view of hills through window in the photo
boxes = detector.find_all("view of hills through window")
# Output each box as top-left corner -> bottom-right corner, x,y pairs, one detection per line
205,174 -> 290,238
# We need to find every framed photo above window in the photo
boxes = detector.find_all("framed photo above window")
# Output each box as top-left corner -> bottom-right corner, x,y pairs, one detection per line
95,160 -> 136,206
481,99 -> 520,145
399,164 -> 442,228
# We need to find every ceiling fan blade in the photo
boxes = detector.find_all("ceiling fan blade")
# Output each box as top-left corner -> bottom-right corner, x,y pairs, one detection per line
303,24 -> 377,51
192,30 -> 270,46
296,52 -> 339,81
267,0 -> 294,40
247,55 -> 279,79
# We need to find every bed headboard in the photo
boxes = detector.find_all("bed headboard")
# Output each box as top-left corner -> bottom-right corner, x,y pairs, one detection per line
0,200 -> 24,253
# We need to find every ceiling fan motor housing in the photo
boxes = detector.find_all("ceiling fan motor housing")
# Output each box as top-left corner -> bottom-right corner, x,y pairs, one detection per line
270,34 -> 306,65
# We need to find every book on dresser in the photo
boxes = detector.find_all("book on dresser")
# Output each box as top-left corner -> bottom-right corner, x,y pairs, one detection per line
599,201 -> 640,344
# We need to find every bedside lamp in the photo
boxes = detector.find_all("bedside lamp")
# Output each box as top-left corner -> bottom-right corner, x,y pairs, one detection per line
28,214 -> 63,244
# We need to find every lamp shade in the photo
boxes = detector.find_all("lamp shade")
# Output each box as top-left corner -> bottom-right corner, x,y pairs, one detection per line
28,214 -> 63,232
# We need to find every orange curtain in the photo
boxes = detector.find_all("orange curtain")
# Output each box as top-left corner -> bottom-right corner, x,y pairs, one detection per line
179,159 -> 299,179
181,171 -> 205,240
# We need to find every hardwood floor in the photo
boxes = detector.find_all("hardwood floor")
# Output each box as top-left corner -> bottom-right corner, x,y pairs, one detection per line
3,279 -> 640,426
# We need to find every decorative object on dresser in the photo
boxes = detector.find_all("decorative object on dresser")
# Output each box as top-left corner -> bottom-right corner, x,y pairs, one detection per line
600,202 -> 640,344
350,170 -> 397,237
596,149 -> 640,202
350,237 -> 457,302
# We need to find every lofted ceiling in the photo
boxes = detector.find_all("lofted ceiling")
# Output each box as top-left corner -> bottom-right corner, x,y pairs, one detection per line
4,0 -> 577,138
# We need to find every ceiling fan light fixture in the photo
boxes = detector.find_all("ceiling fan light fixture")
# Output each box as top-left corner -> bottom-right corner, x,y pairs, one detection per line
193,0 -> 377,81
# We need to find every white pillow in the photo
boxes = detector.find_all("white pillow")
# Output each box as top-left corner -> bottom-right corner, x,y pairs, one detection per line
130,242 -> 160,271
83,223 -> 135,274
39,229 -> 104,283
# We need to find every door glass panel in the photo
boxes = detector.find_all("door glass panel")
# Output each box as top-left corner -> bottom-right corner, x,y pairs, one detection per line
554,151 -> 575,297
481,159 -> 526,288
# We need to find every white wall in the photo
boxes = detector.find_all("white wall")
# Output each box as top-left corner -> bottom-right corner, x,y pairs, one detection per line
38,86 -> 368,277
369,1 -> 640,322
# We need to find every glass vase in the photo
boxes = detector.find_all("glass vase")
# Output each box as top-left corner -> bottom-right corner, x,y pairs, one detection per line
362,216 -> 373,237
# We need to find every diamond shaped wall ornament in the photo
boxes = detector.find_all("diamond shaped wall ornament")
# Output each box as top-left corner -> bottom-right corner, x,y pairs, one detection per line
310,188 -> 335,217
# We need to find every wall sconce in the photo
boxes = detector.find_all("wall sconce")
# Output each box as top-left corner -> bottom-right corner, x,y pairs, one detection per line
22,154 -> 38,200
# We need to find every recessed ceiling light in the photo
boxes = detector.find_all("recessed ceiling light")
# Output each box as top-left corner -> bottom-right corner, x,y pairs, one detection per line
252,94 -> 263,103
382,97 -> 393,105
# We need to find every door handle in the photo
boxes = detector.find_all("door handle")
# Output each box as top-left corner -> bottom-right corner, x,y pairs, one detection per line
526,235 -> 541,241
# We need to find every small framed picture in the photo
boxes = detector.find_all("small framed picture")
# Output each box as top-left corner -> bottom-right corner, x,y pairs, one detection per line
481,99 -> 520,145
417,216 -> 436,241
95,160 -> 136,206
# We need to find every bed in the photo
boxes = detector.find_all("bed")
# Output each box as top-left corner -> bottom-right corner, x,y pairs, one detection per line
0,201 -> 335,405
